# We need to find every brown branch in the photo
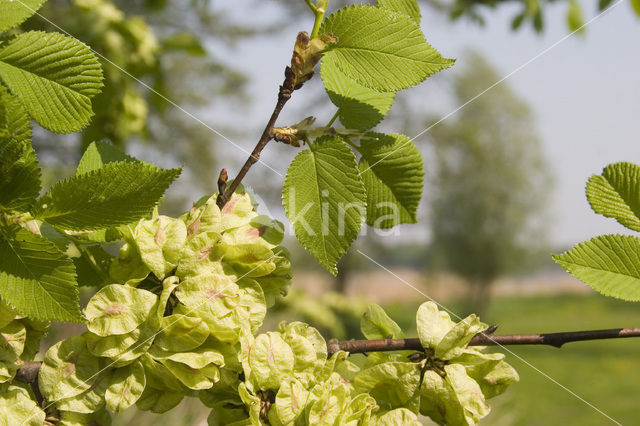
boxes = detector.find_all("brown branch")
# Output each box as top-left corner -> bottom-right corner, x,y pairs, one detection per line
215,30 -> 331,209
216,66 -> 297,209
15,361 -> 44,406
327,327 -> 640,356
13,328 -> 640,389
15,361 -> 40,383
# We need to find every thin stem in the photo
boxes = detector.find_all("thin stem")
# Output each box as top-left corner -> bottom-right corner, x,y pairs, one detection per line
215,1 -> 330,208
310,11 -> 325,39
327,327 -> 640,355
216,68 -> 296,209
327,110 -> 339,127
304,0 -> 318,13
80,246 -> 110,283
310,0 -> 329,39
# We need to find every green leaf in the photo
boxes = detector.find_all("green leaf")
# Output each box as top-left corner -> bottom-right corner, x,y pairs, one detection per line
567,0 -> 585,33
598,0 -> 614,10
377,0 -> 421,23
161,32 -> 206,56
0,136 -> 41,212
74,245 -> 113,287
34,161 -> 181,230
632,0 -> 640,17
586,162 -> 640,232
0,0 -> 46,32
361,303 -> 404,340
0,226 -> 81,322
282,135 -> 366,275
0,85 -> 31,144
76,140 -> 135,176
553,234 -> 640,301
320,5 -> 454,91
0,31 -> 103,133
321,54 -> 395,131
510,11 -> 527,30
358,133 -> 424,229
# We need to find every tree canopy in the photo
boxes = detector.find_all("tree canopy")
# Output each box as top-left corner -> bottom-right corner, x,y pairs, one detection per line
427,52 -> 552,313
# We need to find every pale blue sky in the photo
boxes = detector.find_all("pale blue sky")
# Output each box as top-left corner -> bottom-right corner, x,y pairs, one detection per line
211,1 -> 640,247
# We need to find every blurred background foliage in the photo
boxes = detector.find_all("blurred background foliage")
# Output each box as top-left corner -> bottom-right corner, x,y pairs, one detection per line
425,52 -> 552,316
24,0 -> 278,205
12,0 -> 640,424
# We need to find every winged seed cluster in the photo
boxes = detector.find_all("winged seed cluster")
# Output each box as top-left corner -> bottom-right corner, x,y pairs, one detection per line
0,0 -> 522,424
2,181 -> 518,425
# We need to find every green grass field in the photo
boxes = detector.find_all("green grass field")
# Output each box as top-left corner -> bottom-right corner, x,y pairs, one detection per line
386,294 -> 640,425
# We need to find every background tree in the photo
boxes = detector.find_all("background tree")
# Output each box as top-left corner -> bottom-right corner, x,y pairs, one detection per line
23,0 -> 276,202
426,51 -> 552,316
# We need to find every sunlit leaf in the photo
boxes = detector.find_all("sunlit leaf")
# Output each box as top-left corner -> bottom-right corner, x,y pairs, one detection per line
553,234 -> 640,301
35,161 -> 180,230
0,31 -> 103,133
282,135 -> 365,275
321,5 -> 453,91
0,225 -> 81,322
0,0 -> 46,33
